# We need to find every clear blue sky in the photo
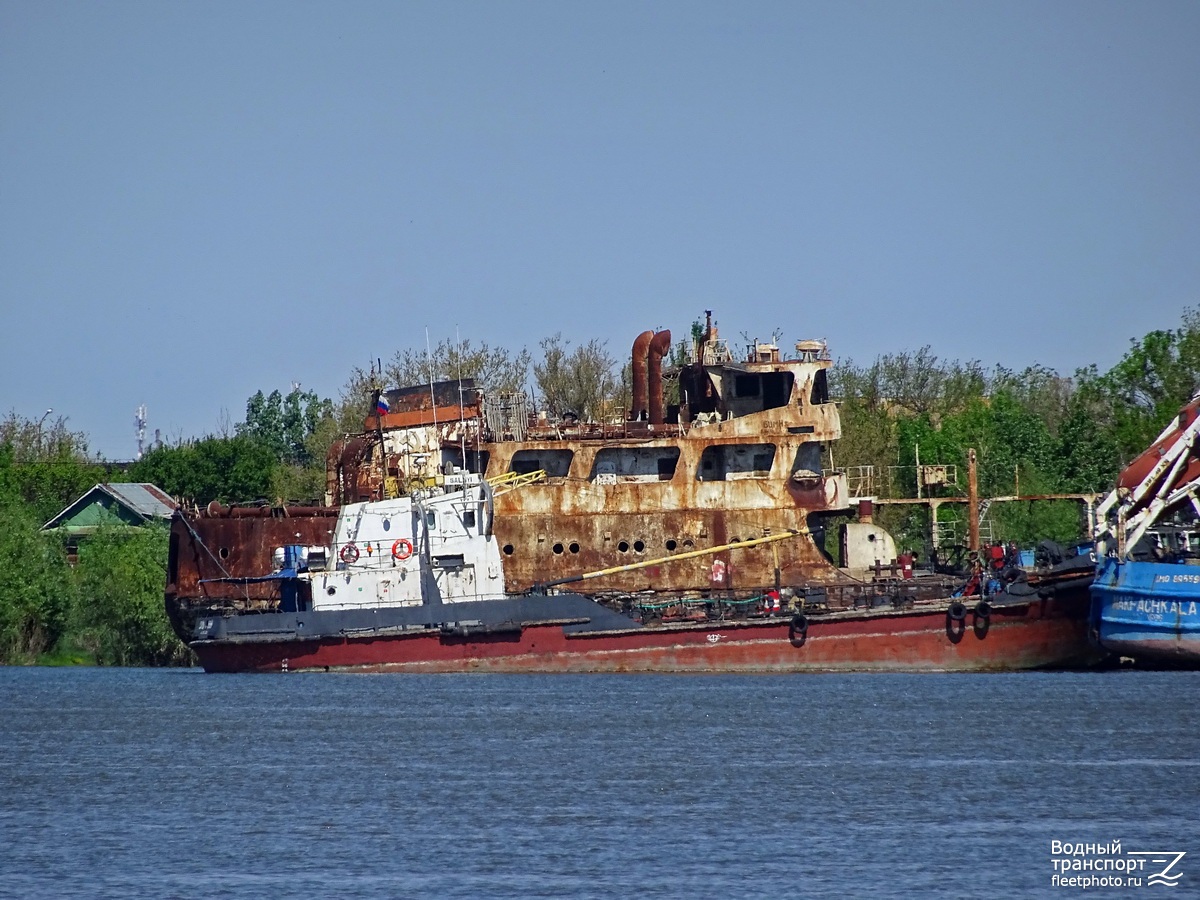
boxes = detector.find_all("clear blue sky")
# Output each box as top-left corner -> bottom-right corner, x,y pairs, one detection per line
3,1 -> 1198,460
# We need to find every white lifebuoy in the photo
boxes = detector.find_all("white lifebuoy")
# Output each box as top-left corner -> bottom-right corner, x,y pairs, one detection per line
392,538 -> 413,561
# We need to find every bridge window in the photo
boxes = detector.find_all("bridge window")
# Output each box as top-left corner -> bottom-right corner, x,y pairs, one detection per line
810,370 -> 829,405
735,375 -> 759,398
728,372 -> 793,411
762,372 -> 793,409
697,444 -> 777,481
591,447 -> 680,483
510,449 -> 573,478
791,443 -> 823,476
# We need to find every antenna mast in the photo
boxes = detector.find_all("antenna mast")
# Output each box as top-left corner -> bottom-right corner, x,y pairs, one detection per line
135,405 -> 147,460
457,326 -> 468,487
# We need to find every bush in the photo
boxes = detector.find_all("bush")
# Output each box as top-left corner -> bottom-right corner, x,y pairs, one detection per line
72,524 -> 191,667
0,501 -> 75,662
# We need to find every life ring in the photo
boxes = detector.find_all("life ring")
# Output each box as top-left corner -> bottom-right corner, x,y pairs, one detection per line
391,538 -> 414,561
788,613 -> 808,647
973,600 -> 991,639
339,543 -> 360,564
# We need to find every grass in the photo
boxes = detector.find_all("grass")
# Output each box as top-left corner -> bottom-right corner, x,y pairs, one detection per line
36,637 -> 98,666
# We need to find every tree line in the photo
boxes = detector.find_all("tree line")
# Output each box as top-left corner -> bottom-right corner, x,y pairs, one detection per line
829,308 -> 1200,550
1,309 -> 1197,665
0,433 -> 189,666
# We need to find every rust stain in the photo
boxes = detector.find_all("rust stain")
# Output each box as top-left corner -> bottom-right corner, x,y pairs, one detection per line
172,320 -> 874,621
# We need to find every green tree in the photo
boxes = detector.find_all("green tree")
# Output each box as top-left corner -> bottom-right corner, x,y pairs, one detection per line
267,461 -> 327,505
1055,378 -> 1121,493
72,524 -> 189,666
0,410 -> 90,463
382,337 -> 531,394
128,436 -> 277,505
8,445 -> 104,524
237,385 -> 334,467
1089,307 -> 1200,462
534,334 -> 619,420
991,364 -> 1074,436
336,339 -> 531,440
0,498 -> 75,662
0,413 -> 104,522
832,343 -> 1095,548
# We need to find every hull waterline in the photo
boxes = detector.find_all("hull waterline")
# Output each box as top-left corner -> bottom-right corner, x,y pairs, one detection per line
191,593 -> 1098,674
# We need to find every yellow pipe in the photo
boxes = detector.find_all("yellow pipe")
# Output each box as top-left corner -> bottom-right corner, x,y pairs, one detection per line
571,529 -> 807,583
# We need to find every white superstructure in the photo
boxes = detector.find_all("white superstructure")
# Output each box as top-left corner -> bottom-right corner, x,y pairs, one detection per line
282,474 -> 508,611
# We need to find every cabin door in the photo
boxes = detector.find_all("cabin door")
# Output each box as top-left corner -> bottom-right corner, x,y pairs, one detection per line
433,559 -> 477,602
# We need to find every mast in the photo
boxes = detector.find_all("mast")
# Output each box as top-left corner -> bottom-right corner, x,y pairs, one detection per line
967,448 -> 980,552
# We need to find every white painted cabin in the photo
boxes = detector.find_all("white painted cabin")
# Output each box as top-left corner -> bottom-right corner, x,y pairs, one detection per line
284,475 -> 508,610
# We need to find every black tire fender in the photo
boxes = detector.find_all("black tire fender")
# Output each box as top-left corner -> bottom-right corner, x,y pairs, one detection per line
973,600 -> 991,639
789,613 -> 809,647
946,608 -> 966,644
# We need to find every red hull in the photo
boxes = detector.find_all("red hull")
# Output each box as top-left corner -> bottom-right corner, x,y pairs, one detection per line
193,595 -> 1099,674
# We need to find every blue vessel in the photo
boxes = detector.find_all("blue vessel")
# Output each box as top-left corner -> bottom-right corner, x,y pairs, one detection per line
1091,557 -> 1200,665
1091,395 -> 1200,666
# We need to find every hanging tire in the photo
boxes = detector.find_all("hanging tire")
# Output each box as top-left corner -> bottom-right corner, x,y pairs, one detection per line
789,613 -> 808,647
973,601 -> 991,639
946,604 -> 966,643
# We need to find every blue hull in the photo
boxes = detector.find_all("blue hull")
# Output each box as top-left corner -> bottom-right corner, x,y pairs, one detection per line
1091,558 -> 1200,665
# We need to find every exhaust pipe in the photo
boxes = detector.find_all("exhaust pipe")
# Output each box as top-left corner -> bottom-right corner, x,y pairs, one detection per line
648,329 -> 672,425
630,330 -> 653,421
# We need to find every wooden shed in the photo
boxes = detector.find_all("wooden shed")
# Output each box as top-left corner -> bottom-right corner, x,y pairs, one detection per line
42,483 -> 177,562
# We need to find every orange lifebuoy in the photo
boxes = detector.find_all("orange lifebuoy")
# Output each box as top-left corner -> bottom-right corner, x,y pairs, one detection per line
339,543 -> 360,564
392,538 -> 413,561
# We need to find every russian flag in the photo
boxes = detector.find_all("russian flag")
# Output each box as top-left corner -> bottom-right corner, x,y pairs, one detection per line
376,394 -> 390,416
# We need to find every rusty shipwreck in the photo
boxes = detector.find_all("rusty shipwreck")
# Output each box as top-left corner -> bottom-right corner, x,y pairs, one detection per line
166,315 -> 1098,673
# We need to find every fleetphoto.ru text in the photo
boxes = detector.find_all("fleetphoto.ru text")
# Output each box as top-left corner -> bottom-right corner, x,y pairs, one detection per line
1051,841 -> 1186,889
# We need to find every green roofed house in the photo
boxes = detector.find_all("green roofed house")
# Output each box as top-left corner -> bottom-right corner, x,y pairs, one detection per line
42,483 -> 177,562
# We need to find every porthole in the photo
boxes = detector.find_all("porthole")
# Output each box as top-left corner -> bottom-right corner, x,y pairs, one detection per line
683,539 -> 694,549
326,586 -> 336,595
617,540 -> 630,553
503,544 -> 514,555
219,547 -> 230,560
569,542 -> 580,554
633,540 -> 645,553
665,539 -> 677,552
553,543 -> 564,555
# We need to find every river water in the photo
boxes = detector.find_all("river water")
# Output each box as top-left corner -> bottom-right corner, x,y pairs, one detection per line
1,667 -> 1197,898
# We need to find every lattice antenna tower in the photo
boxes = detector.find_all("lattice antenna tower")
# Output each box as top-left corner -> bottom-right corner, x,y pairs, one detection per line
135,405 -> 147,460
